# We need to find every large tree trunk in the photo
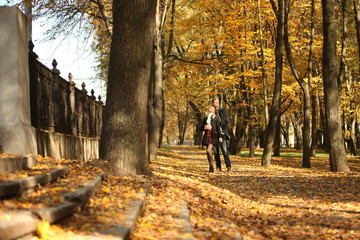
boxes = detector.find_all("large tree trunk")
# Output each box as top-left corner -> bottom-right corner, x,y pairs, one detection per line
262,0 -> 285,167
100,0 -> 157,176
353,0 -> 360,62
149,0 -> 165,161
322,0 -> 350,172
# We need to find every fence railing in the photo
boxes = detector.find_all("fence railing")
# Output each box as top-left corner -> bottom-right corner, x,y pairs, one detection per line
28,41 -> 103,138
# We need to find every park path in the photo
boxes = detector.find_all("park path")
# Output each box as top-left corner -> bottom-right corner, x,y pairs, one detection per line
131,145 -> 360,240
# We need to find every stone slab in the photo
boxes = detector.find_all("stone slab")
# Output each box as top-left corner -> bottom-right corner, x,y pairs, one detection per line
60,173 -> 105,208
0,173 -> 105,239
0,211 -> 39,240
0,167 -> 69,198
98,187 -> 149,240
177,201 -> 195,240
0,155 -> 34,175
32,202 -> 78,224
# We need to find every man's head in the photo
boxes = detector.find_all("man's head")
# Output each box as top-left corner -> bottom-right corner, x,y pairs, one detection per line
212,97 -> 220,109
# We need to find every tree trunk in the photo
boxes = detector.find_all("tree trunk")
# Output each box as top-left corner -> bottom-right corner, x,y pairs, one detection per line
281,119 -> 290,147
355,121 -> 360,149
149,0 -> 165,161
302,88 -> 312,167
353,0 -> 360,63
350,116 -> 357,155
345,119 -> 357,155
229,121 -> 247,155
247,88 -> 256,158
309,0 -> 317,157
319,96 -> 329,151
158,0 -> 173,148
283,4 -> 311,168
293,112 -> 303,150
248,124 -> 256,157
338,0 -> 348,89
257,0 -> 269,128
310,94 -> 318,155
322,0 -> 350,172
177,105 -> 189,145
100,0 -> 157,176
189,101 -> 204,146
273,115 -> 281,157
262,0 -> 285,167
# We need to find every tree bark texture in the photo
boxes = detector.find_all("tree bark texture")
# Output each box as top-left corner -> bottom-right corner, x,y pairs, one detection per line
247,93 -> 256,158
273,115 -> 281,157
189,101 -> 204,146
248,124 -> 256,157
149,0 -> 165,161
257,0 -> 269,127
322,0 -> 350,172
353,0 -> 360,63
177,105 -> 189,145
100,0 -> 157,176
309,0 -> 317,157
283,5 -> 311,168
262,0 -> 285,168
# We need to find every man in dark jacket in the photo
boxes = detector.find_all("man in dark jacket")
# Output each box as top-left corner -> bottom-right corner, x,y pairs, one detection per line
212,97 -> 232,172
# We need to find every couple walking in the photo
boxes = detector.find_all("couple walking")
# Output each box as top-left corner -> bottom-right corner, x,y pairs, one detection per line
202,98 -> 232,172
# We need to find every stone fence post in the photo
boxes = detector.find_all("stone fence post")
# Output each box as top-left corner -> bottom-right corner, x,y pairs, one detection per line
0,7 -> 37,166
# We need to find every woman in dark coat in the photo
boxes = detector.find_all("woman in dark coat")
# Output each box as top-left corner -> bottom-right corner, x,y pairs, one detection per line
202,105 -> 223,172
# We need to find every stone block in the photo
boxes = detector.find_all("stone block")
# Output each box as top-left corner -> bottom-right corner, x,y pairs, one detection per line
0,7 -> 37,162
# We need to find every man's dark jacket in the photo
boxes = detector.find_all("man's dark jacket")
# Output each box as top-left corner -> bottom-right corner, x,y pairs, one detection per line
217,108 -> 230,138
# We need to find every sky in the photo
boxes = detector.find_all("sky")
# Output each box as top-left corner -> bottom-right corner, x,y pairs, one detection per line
0,0 -> 105,99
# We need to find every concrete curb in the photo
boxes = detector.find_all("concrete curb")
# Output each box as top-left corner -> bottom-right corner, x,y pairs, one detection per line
177,201 -> 195,240
0,173 -> 105,240
0,167 -> 69,198
90,186 -> 150,240
33,173 -> 105,223
48,186 -> 150,240
60,173 -> 105,209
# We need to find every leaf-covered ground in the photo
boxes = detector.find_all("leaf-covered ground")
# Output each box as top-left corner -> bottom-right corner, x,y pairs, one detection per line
132,145 -> 360,240
2,146 -> 360,239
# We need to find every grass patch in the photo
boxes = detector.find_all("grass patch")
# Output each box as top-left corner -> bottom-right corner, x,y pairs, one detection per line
159,147 -> 171,152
